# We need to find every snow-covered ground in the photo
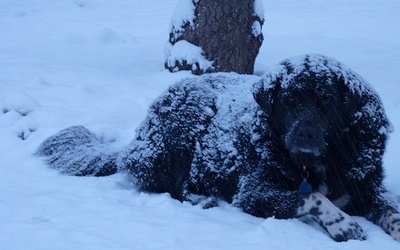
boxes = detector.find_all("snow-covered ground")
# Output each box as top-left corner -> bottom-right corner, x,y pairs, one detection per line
1,0 -> 399,249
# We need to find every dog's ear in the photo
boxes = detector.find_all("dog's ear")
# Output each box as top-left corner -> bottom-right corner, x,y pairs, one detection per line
252,80 -> 278,116
336,72 -> 393,179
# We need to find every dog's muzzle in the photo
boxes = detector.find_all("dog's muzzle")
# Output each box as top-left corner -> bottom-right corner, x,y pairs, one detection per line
285,120 -> 326,158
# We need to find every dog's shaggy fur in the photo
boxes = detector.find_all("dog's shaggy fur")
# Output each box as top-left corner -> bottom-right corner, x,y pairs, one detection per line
37,54 -> 400,242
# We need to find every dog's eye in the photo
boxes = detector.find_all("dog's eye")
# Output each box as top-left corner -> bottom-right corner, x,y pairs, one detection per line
283,93 -> 300,106
321,94 -> 336,105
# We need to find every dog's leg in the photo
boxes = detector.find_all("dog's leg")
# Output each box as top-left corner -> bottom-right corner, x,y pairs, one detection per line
297,192 -> 366,242
364,192 -> 400,241
379,209 -> 400,241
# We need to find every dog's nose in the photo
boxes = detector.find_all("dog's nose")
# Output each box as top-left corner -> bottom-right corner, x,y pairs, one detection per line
288,123 -> 325,156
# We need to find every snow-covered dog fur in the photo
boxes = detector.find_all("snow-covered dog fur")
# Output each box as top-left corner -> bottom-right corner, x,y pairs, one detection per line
37,54 -> 400,242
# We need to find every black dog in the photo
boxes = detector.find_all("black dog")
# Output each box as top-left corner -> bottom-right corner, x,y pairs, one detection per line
37,54 -> 400,242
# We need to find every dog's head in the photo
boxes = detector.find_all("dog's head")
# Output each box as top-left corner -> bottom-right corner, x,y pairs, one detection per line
269,73 -> 342,166
253,54 -> 392,176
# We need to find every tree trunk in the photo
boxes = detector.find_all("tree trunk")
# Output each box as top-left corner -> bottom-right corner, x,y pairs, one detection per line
165,0 -> 264,75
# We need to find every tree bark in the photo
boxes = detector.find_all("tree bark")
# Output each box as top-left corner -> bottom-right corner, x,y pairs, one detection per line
165,0 -> 264,75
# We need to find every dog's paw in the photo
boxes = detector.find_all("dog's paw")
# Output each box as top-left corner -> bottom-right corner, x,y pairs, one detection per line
184,193 -> 218,209
298,192 -> 366,242
324,216 -> 366,242
386,212 -> 400,241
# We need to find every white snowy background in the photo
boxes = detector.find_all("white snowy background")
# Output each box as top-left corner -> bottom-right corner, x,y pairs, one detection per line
1,0 -> 400,249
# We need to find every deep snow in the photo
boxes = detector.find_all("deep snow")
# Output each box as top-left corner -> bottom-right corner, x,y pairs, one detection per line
0,0 -> 400,249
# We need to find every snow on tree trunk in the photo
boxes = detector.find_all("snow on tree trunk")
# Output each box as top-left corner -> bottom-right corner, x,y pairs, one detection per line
165,0 -> 264,75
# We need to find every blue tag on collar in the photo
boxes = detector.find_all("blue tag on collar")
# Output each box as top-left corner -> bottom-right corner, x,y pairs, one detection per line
299,182 -> 312,193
